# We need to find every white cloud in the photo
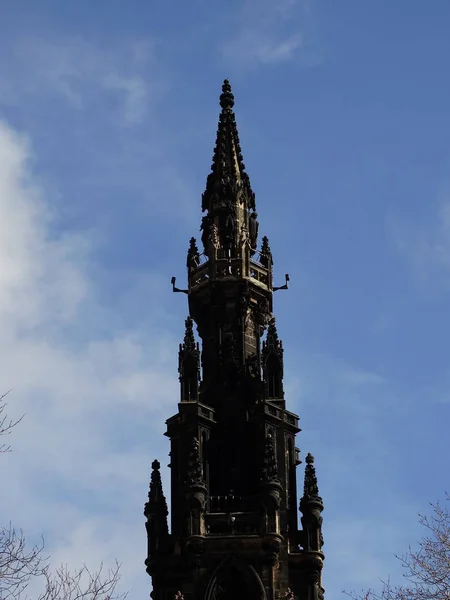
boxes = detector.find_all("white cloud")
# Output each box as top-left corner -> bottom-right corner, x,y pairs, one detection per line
220,0 -> 318,70
1,37 -> 156,124
224,30 -> 303,66
0,119 -> 175,598
102,73 -> 147,124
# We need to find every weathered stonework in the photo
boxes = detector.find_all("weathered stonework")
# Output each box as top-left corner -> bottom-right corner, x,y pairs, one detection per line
144,80 -> 325,600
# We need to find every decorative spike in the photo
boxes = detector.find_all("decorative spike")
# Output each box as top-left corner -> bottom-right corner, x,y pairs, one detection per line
263,318 -> 283,356
303,453 -> 322,502
147,460 -> 168,507
219,79 -> 234,109
186,237 -> 200,271
260,235 -> 273,268
186,438 -> 205,487
262,434 -> 280,482
182,317 -> 196,352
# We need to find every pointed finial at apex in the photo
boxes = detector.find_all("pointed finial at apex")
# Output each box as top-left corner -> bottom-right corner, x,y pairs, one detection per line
151,459 -> 161,470
220,79 -> 234,109
305,452 -> 314,465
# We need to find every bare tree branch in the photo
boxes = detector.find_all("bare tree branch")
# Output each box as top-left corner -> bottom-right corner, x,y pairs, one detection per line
0,392 -> 128,599
37,561 -> 127,600
345,494 -> 450,600
0,391 -> 24,454
0,523 -> 47,599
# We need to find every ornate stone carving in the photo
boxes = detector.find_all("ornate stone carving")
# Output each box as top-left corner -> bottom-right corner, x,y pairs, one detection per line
240,224 -> 249,254
186,438 -> 205,488
262,534 -> 282,566
254,297 -> 271,328
208,224 -> 220,260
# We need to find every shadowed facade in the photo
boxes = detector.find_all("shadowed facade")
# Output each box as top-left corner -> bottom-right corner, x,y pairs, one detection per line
144,80 -> 325,600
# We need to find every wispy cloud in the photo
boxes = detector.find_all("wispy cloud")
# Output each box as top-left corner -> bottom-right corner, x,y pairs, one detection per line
220,0 -> 319,70
0,115 -> 175,597
0,36 -> 160,124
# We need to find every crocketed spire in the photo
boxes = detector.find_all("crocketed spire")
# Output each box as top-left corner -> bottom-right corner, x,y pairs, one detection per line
182,317 -> 197,353
262,318 -> 283,359
147,460 -> 168,508
202,80 -> 255,213
302,453 -> 322,502
144,459 -> 169,538
260,235 -> 273,268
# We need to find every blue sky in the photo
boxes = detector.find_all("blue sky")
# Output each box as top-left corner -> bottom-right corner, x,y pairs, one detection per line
1,0 -> 450,597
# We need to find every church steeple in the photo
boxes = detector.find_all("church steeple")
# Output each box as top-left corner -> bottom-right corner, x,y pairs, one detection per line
145,80 -> 325,600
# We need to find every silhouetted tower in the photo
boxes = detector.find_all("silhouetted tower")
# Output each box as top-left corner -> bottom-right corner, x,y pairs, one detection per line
144,80 -> 325,600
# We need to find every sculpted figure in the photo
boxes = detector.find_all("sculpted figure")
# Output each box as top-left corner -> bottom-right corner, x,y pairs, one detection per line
240,224 -> 249,250
200,215 -> 211,253
249,211 -> 259,254
208,224 -> 220,260
222,205 -> 235,248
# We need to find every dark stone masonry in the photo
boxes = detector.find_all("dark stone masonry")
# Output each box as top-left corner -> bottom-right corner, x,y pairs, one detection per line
144,80 -> 325,600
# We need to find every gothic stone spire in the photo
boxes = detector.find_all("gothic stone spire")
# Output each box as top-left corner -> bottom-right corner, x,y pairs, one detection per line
262,318 -> 284,399
299,453 -> 324,556
302,453 -> 322,503
178,317 -> 200,401
181,316 -> 197,353
146,459 -> 169,520
144,459 -> 169,559
202,80 -> 255,215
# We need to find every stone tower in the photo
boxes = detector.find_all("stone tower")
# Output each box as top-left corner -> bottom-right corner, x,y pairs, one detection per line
144,80 -> 325,600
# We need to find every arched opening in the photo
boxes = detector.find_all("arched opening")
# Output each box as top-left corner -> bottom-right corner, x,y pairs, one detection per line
205,556 -> 266,600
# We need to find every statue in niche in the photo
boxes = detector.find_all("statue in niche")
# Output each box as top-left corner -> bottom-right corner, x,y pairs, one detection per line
222,204 -> 235,249
249,211 -> 259,255
240,224 -> 249,254
200,215 -> 212,253
208,224 -> 220,260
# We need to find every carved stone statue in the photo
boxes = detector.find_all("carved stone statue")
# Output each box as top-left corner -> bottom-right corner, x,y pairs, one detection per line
240,225 -> 249,253
222,205 -> 235,248
249,211 -> 259,254
208,224 -> 220,260
200,215 -> 212,253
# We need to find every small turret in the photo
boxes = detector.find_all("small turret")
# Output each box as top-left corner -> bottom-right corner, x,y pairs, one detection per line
260,236 -> 273,269
178,317 -> 200,401
299,453 -> 324,552
144,460 -> 169,560
262,318 -> 284,400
